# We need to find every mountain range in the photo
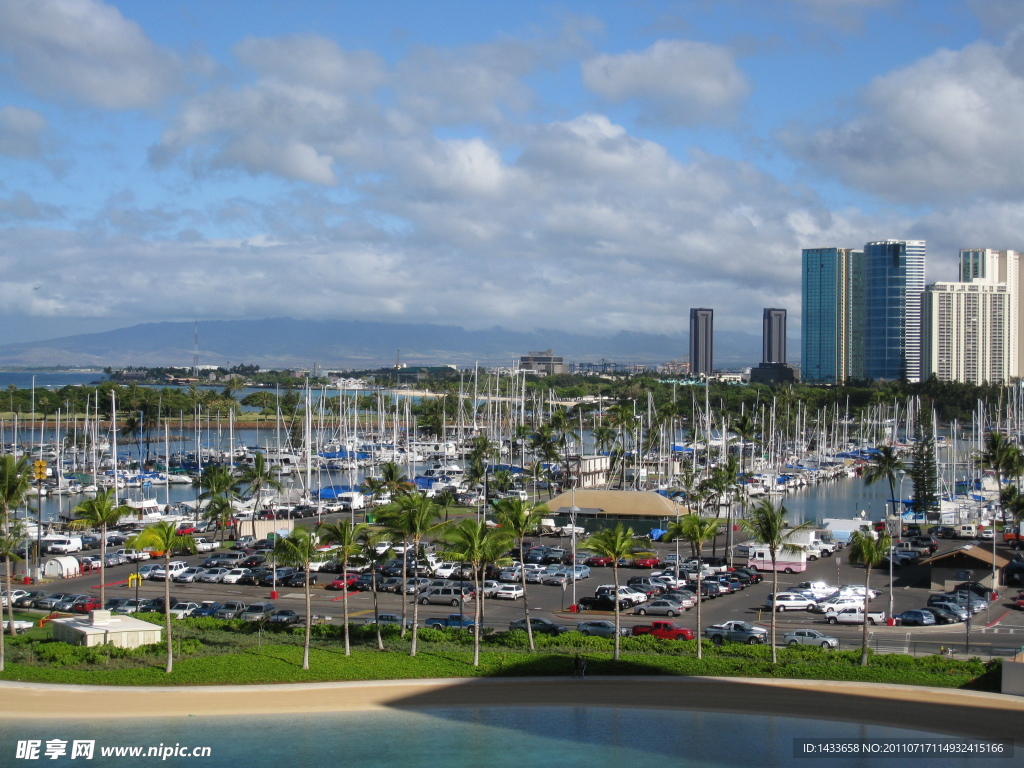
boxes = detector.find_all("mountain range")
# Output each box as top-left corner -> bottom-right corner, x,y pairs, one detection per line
0,318 -> 796,370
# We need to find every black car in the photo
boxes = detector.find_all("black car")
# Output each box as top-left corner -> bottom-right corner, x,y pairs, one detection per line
241,555 -> 267,569
730,567 -> 763,584
509,617 -> 567,635
921,606 -> 959,625
351,573 -> 376,591
280,571 -> 318,588
928,525 -> 957,539
81,535 -> 102,550
239,567 -> 273,586
907,536 -> 939,554
13,590 -> 48,608
577,594 -> 630,611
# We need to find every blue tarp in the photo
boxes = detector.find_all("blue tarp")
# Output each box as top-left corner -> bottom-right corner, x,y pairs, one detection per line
315,485 -> 358,499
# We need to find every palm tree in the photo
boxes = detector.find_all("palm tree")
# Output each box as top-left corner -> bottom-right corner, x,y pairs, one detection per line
740,499 -> 813,664
318,520 -> 367,655
378,461 -> 415,497
492,497 -> 549,651
863,446 -> 905,527
0,521 -> 25,671
440,518 -> 513,666
377,494 -> 442,656
70,489 -> 132,606
434,488 -> 457,522
357,528 -> 393,650
203,495 -> 237,544
272,527 -> 322,670
0,454 -> 32,638
665,513 -> 719,659
847,529 -> 892,666
128,522 -> 197,674
582,523 -> 635,660
237,452 -> 283,538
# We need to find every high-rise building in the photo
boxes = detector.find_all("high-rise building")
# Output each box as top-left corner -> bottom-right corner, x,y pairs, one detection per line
921,281 -> 1011,384
688,308 -> 713,376
801,247 -> 864,383
959,249 -> 1021,378
863,239 -> 926,381
762,308 -> 787,364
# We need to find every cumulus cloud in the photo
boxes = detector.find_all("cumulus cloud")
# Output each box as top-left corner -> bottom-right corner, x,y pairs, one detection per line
0,106 -> 46,157
784,39 -> 1024,203
582,40 -> 749,125
0,0 -> 182,109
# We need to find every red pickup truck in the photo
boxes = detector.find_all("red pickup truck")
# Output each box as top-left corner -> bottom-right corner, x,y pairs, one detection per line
632,621 -> 695,640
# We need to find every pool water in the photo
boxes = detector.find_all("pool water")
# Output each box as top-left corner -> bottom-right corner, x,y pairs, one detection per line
0,706 -> 1015,767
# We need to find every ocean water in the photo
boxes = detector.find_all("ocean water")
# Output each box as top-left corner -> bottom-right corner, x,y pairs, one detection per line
0,372 -> 105,390
0,706 -> 1015,767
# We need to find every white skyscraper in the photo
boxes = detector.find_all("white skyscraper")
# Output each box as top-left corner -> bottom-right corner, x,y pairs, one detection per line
959,249 -> 1021,378
922,281 -> 1011,384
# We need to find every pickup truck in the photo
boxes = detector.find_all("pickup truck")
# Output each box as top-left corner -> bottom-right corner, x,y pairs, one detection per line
114,548 -> 150,562
424,614 -> 476,630
825,607 -> 886,625
703,620 -> 768,645
577,595 -> 631,611
632,621 -> 695,640
192,537 -> 217,553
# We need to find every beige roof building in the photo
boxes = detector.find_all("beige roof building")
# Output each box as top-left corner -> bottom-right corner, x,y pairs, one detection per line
918,544 -> 1010,592
546,489 -> 691,519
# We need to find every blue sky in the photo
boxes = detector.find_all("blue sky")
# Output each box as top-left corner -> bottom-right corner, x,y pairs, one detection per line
0,0 -> 1021,347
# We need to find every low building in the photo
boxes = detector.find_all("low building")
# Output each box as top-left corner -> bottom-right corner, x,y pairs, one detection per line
919,544 -> 1010,592
519,350 -> 567,376
50,610 -> 163,649
545,489 -> 692,537
564,454 -> 610,489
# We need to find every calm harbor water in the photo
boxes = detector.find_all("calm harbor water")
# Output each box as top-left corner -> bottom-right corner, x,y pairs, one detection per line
0,706 -> 1014,768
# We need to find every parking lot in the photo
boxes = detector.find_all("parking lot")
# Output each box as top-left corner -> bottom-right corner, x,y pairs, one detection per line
13,522 -> 1022,658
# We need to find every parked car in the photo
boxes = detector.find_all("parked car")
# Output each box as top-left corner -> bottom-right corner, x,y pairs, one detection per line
199,567 -> 230,583
239,602 -> 276,621
268,609 -> 301,625
0,589 -> 29,607
191,601 -> 222,618
220,568 -> 251,585
921,606 -> 960,625
168,602 -> 201,619
783,628 -> 839,648
149,561 -> 188,580
509,617 -> 567,635
492,584 -> 525,601
173,567 -> 208,583
764,592 -> 817,612
104,598 -> 131,612
575,620 -> 629,637
214,601 -> 247,620
894,609 -> 936,626
113,598 -> 154,615
13,590 -> 48,609
71,596 -> 102,614
577,594 -> 630,611
633,599 -> 687,617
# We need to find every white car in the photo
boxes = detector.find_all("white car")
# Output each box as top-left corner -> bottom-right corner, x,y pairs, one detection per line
149,561 -> 189,580
597,585 -> 647,605
1,589 -> 29,607
481,580 -> 502,598
764,592 -> 816,612
167,602 -> 200,619
813,596 -> 866,614
220,568 -> 251,585
493,584 -> 525,600
795,581 -> 835,600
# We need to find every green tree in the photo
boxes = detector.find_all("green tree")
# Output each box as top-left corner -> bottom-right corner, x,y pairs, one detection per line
70,489 -> 132,605
0,454 -> 32,639
976,431 -> 1012,510
378,461 -> 415,497
910,417 -> 939,519
847,529 -> 892,666
440,518 -> 513,666
377,494 -> 442,655
740,499 -> 812,664
665,513 -> 719,659
863,446 -> 906,526
272,527 -> 322,670
357,529 -> 393,650
582,523 -> 636,660
491,497 -> 549,651
0,521 -> 25,671
318,520 -> 367,655
128,522 -> 197,674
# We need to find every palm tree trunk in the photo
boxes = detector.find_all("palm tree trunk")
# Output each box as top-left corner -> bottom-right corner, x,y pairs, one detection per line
99,523 -> 107,607
860,566 -> 872,667
371,568 -> 383,651
399,538 -> 408,639
164,556 -> 173,674
410,535 -> 421,657
1,557 -> 9,672
695,560 -> 703,660
520,534 -> 535,651
302,569 -> 311,670
769,552 -> 778,664
472,565 -> 481,667
612,563 -> 621,661
342,554 -> 351,656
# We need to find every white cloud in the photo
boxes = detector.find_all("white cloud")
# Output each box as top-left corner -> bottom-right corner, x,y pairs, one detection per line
233,35 -> 386,93
0,0 -> 183,109
582,40 -> 749,125
785,39 -> 1024,203
0,106 -> 46,157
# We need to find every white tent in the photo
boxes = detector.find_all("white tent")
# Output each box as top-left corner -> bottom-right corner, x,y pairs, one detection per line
43,556 -> 81,579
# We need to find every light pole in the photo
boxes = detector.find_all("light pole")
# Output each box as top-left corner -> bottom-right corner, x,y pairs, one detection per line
569,505 -> 580,609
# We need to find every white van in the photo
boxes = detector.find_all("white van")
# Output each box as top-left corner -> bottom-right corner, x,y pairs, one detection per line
957,524 -> 979,539
42,535 -> 83,554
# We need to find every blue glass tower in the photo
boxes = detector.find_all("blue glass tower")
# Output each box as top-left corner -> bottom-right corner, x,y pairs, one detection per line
801,248 -> 863,383
863,240 -> 926,381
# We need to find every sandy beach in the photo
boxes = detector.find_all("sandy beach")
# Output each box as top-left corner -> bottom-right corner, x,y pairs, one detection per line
1,676 -> 1022,741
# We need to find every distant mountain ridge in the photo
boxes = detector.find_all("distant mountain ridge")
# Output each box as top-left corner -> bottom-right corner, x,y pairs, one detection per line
0,318 -> 797,369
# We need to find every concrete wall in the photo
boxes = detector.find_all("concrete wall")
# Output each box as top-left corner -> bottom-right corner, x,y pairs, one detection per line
1002,651 -> 1024,696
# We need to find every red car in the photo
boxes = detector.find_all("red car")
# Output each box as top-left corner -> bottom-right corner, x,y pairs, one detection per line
633,556 -> 661,568
1015,592 -> 1024,610
175,525 -> 198,535
72,596 -> 102,614
327,574 -> 360,591
585,556 -> 613,567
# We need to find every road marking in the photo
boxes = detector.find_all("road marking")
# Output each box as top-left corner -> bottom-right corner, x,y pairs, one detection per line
984,609 -> 1010,628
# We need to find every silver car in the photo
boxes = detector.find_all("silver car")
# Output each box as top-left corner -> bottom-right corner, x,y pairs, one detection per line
633,598 -> 686,617
783,628 -> 839,648
575,620 -> 629,637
